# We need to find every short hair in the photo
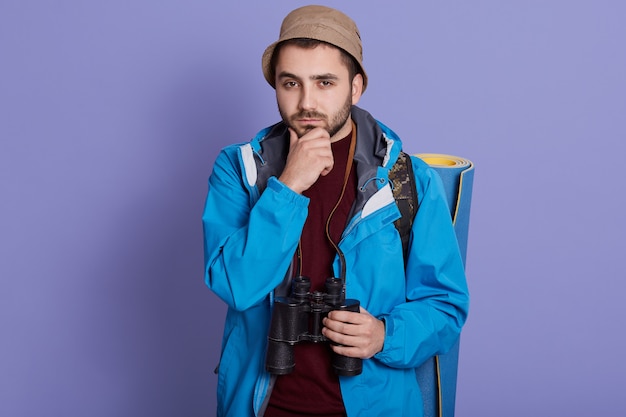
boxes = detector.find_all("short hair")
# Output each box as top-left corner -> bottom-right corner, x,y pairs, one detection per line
269,38 -> 360,86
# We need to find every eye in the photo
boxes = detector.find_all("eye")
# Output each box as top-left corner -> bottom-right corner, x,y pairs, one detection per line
319,80 -> 334,88
283,81 -> 299,88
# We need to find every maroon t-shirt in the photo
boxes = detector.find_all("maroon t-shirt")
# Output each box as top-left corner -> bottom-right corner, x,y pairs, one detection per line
266,130 -> 356,417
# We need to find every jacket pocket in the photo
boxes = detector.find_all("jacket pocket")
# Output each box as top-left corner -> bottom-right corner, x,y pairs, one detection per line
216,321 -> 240,410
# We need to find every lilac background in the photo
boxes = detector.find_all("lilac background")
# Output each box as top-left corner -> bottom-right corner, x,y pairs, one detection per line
1,1 -> 625,416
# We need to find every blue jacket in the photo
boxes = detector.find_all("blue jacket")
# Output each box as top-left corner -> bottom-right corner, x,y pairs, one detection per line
203,106 -> 469,416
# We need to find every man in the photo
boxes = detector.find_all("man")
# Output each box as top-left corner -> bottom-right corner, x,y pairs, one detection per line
202,5 -> 469,416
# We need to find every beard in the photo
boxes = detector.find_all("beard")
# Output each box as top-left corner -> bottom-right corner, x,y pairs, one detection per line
279,93 -> 353,139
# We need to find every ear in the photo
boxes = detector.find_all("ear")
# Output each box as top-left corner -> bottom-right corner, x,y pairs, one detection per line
351,73 -> 364,105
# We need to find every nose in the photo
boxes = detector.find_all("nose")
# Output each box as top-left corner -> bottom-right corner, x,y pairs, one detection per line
298,84 -> 317,111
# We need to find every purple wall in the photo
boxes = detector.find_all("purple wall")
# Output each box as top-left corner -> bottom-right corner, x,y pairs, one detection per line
1,1 -> 625,416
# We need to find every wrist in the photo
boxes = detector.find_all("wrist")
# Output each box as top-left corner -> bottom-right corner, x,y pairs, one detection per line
277,174 -> 305,194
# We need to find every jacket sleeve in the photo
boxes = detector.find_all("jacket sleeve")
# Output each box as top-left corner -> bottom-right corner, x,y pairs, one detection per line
375,159 -> 470,368
202,146 -> 309,311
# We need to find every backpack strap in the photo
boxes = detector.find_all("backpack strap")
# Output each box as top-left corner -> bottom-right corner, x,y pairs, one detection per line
389,151 -> 418,261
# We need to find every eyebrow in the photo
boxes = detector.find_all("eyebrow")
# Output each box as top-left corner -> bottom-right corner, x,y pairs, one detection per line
277,71 -> 340,81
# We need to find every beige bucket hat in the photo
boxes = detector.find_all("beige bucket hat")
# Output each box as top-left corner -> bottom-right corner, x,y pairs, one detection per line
261,5 -> 368,91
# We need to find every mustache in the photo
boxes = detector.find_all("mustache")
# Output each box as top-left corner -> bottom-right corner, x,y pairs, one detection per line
291,111 -> 327,120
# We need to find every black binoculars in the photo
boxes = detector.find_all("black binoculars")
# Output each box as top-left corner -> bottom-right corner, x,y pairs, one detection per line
265,276 -> 362,376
